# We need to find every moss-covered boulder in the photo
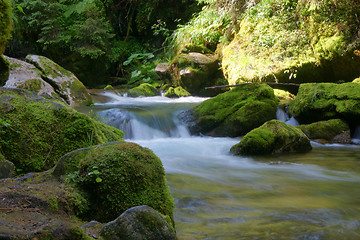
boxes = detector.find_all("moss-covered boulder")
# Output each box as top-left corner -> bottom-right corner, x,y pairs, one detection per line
2,56 -> 66,103
67,142 -> 174,224
288,83 -> 360,126
25,55 -> 93,106
0,88 -> 123,173
297,119 -> 351,144
222,0 -> 360,86
187,83 -> 279,137
353,77 -> 360,84
230,120 -> 312,156
100,205 -> 176,240
128,83 -> 158,97
170,52 -> 220,95
164,86 -> 191,98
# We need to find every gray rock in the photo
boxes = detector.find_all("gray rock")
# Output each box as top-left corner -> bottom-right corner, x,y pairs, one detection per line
0,154 -> 15,179
100,205 -> 176,240
25,55 -> 93,106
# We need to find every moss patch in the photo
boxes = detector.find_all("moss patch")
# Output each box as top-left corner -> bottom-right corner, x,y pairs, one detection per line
0,0 -> 12,54
164,86 -> 191,98
0,88 -> 123,173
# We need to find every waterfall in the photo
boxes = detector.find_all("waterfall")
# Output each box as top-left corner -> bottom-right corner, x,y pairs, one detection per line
276,107 -> 299,126
352,126 -> 360,144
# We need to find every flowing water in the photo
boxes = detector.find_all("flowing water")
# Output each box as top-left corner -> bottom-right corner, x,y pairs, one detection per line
86,92 -> 360,240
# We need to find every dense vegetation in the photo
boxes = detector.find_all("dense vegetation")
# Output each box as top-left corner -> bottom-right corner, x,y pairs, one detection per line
1,0 -> 360,89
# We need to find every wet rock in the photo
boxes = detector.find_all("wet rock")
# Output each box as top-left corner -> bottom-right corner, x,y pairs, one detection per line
100,205 -> 176,240
155,63 -> 171,83
231,120 -> 312,156
297,119 -> 351,144
187,83 -> 279,137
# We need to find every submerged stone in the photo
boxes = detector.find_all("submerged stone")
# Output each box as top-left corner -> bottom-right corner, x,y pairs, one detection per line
231,120 -> 312,156
100,205 -> 176,240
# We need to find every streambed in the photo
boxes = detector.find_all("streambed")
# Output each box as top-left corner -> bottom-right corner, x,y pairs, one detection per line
82,92 -> 360,239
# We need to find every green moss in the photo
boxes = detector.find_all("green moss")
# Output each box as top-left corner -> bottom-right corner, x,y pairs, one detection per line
128,83 -> 158,97
231,119 -> 312,156
165,86 -> 191,98
288,82 -> 360,125
0,88 -> 123,173
353,77 -> 360,83
192,83 -> 279,137
222,0 -> 360,85
48,196 -> 59,212
0,0 -> 12,54
297,119 -> 349,141
74,142 -> 174,224
18,79 -> 44,93
104,84 -> 113,90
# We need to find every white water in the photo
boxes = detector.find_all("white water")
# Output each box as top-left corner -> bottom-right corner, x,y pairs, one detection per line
91,93 -> 360,239
276,107 -> 299,126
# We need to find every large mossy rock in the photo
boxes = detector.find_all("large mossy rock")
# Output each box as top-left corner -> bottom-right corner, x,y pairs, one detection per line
128,83 -> 158,97
288,82 -> 360,126
187,83 -> 279,137
2,56 -> 66,103
230,120 -> 312,156
164,86 -> 191,98
67,142 -> 174,224
222,0 -> 360,86
170,52 -> 220,95
25,55 -> 93,106
100,205 -> 176,240
297,119 -> 351,144
0,88 -> 123,172
0,153 -> 15,179
2,55 -> 93,106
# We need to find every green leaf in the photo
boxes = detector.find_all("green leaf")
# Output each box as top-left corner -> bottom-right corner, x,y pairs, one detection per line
96,177 -> 102,183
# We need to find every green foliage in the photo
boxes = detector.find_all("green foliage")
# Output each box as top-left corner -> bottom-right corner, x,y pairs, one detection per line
0,0 -> 12,54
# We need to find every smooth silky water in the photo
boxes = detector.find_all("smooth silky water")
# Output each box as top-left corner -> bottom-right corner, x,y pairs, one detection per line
81,92 -> 360,239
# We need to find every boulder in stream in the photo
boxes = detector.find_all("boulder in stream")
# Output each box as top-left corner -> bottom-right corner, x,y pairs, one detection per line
100,205 -> 176,240
230,120 -> 312,156
128,83 -> 158,97
184,83 -> 279,137
297,119 -> 351,144
288,82 -> 360,126
164,86 -> 191,98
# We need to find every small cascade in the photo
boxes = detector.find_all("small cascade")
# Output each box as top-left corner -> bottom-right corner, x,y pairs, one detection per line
276,107 -> 299,126
352,126 -> 360,144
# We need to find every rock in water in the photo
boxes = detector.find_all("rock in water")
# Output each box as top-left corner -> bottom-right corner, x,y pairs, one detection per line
231,120 -> 312,156
186,83 -> 279,137
288,82 -> 360,126
100,205 -> 176,240
297,119 -> 351,144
